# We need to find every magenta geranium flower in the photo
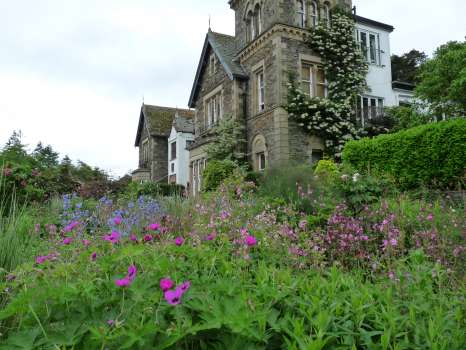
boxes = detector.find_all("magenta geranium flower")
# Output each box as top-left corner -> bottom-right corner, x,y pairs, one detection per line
113,217 -> 122,225
177,281 -> 191,294
143,234 -> 153,242
36,255 -> 49,264
83,239 -> 91,247
245,235 -> 257,247
130,234 -> 138,242
63,221 -> 79,233
103,231 -> 120,244
160,278 -> 174,291
115,265 -> 137,288
175,237 -> 184,246
90,252 -> 97,261
149,223 -> 160,231
115,277 -> 131,287
63,237 -> 73,245
164,289 -> 183,305
127,265 -> 137,281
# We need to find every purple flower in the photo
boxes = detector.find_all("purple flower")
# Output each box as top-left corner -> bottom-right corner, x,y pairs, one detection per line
130,234 -> 138,242
63,237 -> 73,245
36,256 -> 49,264
115,277 -> 131,287
177,281 -> 191,294
103,231 -> 120,244
90,252 -> 97,261
115,265 -> 137,288
83,239 -> 91,247
426,213 -> 434,221
107,320 -> 115,326
160,278 -> 174,292
63,221 -> 79,233
6,274 -> 16,282
245,235 -> 257,247
164,289 -> 183,305
175,237 -> 184,246
113,216 -> 122,225
149,223 -> 160,231
3,168 -> 12,177
206,233 -> 215,241
143,234 -> 153,243
127,265 -> 137,281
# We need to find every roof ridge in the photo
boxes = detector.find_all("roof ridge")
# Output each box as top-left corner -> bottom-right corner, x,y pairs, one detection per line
143,104 -> 193,112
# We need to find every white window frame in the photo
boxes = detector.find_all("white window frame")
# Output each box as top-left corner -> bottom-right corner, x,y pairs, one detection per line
357,29 -> 381,65
357,95 -> 384,126
257,70 -> 265,112
323,3 -> 331,27
301,61 -> 327,98
311,1 -> 318,28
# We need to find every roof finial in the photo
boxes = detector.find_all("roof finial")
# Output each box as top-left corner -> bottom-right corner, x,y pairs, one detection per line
142,95 -> 145,105
208,14 -> 211,31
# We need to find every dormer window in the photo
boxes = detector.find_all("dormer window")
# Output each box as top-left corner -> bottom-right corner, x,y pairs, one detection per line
311,1 -> 319,28
297,0 -> 307,28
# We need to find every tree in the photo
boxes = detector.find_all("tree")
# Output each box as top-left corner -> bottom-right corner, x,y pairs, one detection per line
33,142 -> 59,167
416,41 -> 466,117
391,49 -> 428,83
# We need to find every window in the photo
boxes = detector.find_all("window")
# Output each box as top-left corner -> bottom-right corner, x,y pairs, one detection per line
209,54 -> 217,75
171,163 -> 175,173
311,1 -> 318,28
170,142 -> 176,160
297,0 -> 306,28
358,30 -> 380,65
205,92 -> 223,129
141,139 -> 149,167
322,3 -> 331,27
254,4 -> 262,35
311,149 -> 323,164
258,152 -> 266,171
247,11 -> 255,42
356,95 -> 384,126
301,62 -> 327,98
257,70 -> 265,112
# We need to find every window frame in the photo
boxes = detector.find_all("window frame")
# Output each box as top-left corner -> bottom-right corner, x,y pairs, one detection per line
311,1 -> 319,28
297,0 -> 307,28
257,70 -> 265,112
357,29 -> 381,65
170,141 -> 176,161
301,61 -> 327,98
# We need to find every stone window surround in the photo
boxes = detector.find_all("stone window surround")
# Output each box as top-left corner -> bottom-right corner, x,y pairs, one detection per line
243,1 -> 263,43
202,84 -> 224,130
209,53 -> 217,76
298,54 -> 327,98
251,133 -> 268,172
141,138 -> 150,166
190,156 -> 207,195
251,59 -> 266,116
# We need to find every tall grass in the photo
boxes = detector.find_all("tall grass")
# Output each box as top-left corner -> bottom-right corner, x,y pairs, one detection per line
0,166 -> 37,275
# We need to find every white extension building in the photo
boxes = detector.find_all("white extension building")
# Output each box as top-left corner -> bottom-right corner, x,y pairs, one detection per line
167,113 -> 195,187
355,15 -> 415,125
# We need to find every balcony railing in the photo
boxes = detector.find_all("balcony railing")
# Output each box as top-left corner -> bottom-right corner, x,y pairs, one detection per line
356,106 -> 385,127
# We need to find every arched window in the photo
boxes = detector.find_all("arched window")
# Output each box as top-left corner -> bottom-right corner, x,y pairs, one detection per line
246,10 -> 255,42
254,4 -> 262,36
323,3 -> 331,27
310,1 -> 318,28
297,0 -> 306,28
252,134 -> 267,171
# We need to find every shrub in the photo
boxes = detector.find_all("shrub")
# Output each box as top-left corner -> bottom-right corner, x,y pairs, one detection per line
342,119 -> 466,189
314,159 -> 339,178
202,160 -> 237,192
385,105 -> 432,132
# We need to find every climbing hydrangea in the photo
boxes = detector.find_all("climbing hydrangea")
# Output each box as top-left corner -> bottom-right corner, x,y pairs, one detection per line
285,8 -> 368,157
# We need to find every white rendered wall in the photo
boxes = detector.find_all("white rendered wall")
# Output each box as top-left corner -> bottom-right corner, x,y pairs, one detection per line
356,22 -> 397,107
168,127 -> 194,187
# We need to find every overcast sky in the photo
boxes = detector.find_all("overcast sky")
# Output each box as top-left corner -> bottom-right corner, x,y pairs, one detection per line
1,0 -> 465,177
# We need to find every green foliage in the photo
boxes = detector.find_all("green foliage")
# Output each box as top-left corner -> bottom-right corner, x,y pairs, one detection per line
385,105 -> 432,132
129,181 -> 185,198
391,49 -> 428,83
204,115 -> 247,163
314,159 -> 339,178
416,41 -> 466,117
202,160 -> 237,192
342,119 -> 466,189
285,9 -> 368,156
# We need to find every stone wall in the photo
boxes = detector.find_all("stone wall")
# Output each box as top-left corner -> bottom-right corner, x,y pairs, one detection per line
150,136 -> 168,182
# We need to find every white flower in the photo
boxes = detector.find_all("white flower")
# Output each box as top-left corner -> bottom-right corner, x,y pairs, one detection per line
352,173 -> 361,182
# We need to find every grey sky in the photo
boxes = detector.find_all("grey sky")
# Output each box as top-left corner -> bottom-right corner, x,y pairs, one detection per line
1,0 -> 464,177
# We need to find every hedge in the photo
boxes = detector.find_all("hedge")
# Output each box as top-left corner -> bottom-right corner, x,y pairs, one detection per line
342,119 -> 466,189
202,160 -> 237,192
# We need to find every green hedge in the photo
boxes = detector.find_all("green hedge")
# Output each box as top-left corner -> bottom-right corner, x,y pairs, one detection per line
342,119 -> 466,189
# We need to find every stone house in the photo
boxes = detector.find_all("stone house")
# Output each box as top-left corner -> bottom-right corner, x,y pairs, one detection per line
132,104 -> 194,183
187,0 -> 353,195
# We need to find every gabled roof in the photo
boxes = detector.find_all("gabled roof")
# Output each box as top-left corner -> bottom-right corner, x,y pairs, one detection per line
188,30 -> 248,108
355,15 -> 394,33
172,113 -> 194,134
134,104 -> 194,146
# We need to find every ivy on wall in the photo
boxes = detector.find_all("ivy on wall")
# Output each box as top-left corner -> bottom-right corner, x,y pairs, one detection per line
285,8 -> 369,157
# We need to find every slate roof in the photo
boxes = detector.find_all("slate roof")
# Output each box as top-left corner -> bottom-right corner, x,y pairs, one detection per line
354,15 -> 394,33
134,104 -> 194,146
188,30 -> 248,108
173,114 -> 194,134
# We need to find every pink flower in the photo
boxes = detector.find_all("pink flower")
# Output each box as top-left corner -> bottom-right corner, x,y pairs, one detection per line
240,228 -> 248,236
107,320 -> 115,326
390,238 -> 398,247
63,237 -> 73,245
103,231 -> 120,244
175,237 -> 184,246
245,235 -> 257,247
115,277 -> 131,287
129,234 -> 138,242
36,256 -> 49,264
206,233 -> 215,241
160,278 -> 174,291
90,252 -> 97,261
149,223 -> 160,231
176,281 -> 191,294
143,234 -> 153,242
127,265 -> 137,281
164,289 -> 183,305
3,168 -> 12,177
426,213 -> 434,221
83,239 -> 91,247
113,217 -> 122,225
